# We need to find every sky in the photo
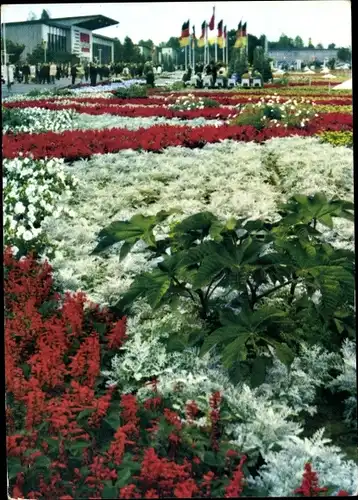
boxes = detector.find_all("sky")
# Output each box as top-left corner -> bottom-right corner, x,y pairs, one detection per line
1,1 -> 352,47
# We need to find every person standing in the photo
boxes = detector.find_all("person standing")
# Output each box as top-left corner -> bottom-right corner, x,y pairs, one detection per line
22,62 -> 30,84
71,63 -> 77,85
44,63 -> 50,84
56,64 -> 61,80
89,62 -> 97,86
36,63 -> 41,83
77,63 -> 84,83
84,64 -> 89,82
50,62 -> 57,84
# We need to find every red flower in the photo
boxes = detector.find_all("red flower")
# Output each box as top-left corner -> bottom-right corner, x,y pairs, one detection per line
106,316 -> 127,349
174,479 -> 198,498
294,463 -> 329,497
225,455 -> 247,498
186,400 -> 199,422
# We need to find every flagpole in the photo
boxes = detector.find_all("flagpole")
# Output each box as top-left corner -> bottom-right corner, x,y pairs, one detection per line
192,36 -> 195,71
188,34 -> 191,68
204,23 -> 208,66
226,30 -> 228,66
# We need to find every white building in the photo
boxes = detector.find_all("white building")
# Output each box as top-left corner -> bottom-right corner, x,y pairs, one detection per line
4,15 -> 119,64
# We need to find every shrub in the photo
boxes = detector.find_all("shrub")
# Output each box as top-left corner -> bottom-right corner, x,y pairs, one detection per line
232,95 -> 317,130
93,194 -> 354,384
112,85 -> 148,99
168,94 -> 220,111
3,156 -> 78,257
318,131 -> 353,148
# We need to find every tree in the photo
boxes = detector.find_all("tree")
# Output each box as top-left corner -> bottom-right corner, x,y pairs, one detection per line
259,34 -> 267,50
0,38 -> 25,64
165,37 -> 180,51
27,11 -> 37,21
328,43 -> 336,49
40,9 -> 51,20
122,36 -> 135,62
308,38 -> 314,48
294,36 -> 304,48
138,39 -> 154,50
277,34 -> 295,49
27,43 -> 73,64
316,43 -> 324,49
233,48 -> 248,80
113,38 -> 124,62
262,58 -> 273,82
337,47 -> 351,62
327,57 -> 336,70
247,33 -> 261,65
253,46 -> 264,74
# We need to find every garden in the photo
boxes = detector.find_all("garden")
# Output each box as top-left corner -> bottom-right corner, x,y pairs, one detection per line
3,76 -> 356,499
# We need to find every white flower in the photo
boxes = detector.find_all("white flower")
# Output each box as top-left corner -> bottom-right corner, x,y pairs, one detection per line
22,230 -> 34,241
14,201 -> 26,214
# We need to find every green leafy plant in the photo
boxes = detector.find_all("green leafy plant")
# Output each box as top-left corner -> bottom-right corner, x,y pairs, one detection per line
318,131 -> 353,148
232,96 -> 315,130
112,85 -> 148,99
93,194 -> 354,384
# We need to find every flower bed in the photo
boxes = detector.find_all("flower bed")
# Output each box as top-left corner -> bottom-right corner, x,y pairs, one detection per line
3,113 -> 352,160
5,249 -> 357,498
4,84 -> 356,498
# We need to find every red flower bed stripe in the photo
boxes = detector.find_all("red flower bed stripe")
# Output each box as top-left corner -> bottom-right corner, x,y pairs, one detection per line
2,113 -> 352,161
5,95 -> 352,110
4,100 -> 236,119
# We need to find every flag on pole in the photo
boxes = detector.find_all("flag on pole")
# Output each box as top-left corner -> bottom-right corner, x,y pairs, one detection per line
241,21 -> 247,47
208,6 -> 216,44
208,7 -> 215,30
234,21 -> 243,48
191,25 -> 196,47
179,20 -> 190,47
197,20 -> 206,47
217,19 -> 223,47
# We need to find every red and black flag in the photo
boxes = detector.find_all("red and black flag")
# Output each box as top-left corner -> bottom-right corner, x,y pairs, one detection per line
241,22 -> 247,37
217,19 -> 223,38
208,7 -> 215,30
217,20 -> 223,47
179,20 -> 190,47
197,20 -> 206,47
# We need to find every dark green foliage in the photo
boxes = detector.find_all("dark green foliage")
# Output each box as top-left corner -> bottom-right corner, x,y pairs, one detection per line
0,39 -> 25,64
112,85 -> 148,98
93,194 -> 354,383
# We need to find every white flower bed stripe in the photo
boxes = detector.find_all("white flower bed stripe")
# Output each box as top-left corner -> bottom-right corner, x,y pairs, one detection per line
3,107 -> 76,134
39,137 -> 353,306
73,113 -> 225,130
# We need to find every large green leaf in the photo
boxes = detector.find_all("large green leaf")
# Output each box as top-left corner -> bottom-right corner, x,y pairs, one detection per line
200,326 -> 245,355
192,254 -> 225,289
221,333 -> 251,368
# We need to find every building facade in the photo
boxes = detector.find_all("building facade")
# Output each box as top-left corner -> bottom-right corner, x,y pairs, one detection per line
268,48 -> 338,65
5,15 -> 118,64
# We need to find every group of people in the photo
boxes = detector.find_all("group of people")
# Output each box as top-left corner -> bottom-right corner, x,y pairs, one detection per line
7,60 -> 162,87
183,60 -> 229,88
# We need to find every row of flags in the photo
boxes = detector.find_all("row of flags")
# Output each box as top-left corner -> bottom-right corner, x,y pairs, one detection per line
179,10 -> 248,50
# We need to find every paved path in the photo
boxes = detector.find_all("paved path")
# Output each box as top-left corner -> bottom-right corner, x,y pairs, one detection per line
1,77 -> 75,98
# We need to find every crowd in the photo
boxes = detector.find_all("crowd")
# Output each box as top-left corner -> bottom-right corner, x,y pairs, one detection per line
3,60 -> 164,87
183,60 -> 229,88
